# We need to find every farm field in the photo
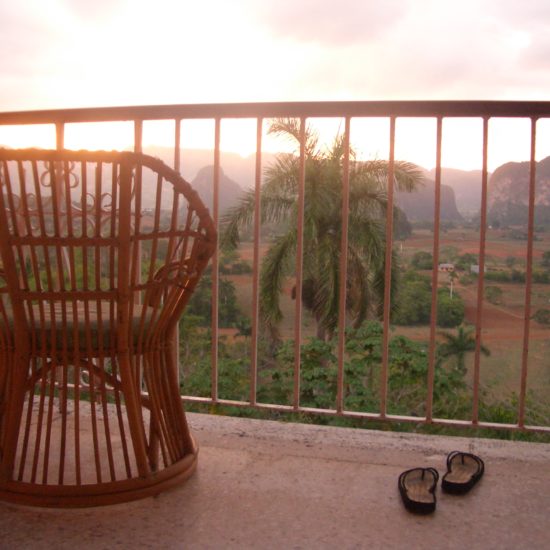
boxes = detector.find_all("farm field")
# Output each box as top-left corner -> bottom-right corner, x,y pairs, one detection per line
224,225 -> 550,408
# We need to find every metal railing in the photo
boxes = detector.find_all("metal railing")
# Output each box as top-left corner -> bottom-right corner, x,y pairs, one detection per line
1,101 -> 550,434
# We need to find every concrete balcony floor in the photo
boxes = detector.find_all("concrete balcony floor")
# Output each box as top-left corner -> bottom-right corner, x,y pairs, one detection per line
1,412 -> 549,549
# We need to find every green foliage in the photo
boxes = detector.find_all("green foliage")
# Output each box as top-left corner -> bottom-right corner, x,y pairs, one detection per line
533,271 -> 550,284
391,271 -> 432,325
533,308 -> 550,326
455,253 -> 478,271
221,118 -> 424,340
219,250 -> 253,275
394,209 -> 412,240
235,317 -> 252,338
410,250 -> 433,270
485,285 -> 503,305
186,275 -> 241,327
542,250 -> 550,268
436,289 -> 465,327
178,318 -> 548,442
437,325 -> 490,375
257,321 -> 470,419
505,256 -> 517,268
484,269 -> 550,284
392,272 -> 465,328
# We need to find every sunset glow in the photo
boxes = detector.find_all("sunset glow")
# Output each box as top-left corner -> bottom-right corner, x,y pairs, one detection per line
1,0 -> 550,171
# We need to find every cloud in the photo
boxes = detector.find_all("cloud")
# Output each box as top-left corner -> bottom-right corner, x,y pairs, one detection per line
270,0 -> 550,101
1,0 -> 549,111
245,0 -> 410,45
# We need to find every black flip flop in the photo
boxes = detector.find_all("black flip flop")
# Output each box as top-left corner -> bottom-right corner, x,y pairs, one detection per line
442,451 -> 484,494
398,467 -> 439,514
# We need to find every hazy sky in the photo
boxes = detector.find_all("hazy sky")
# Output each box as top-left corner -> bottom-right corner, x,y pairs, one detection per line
3,0 -> 550,108
1,0 -> 550,169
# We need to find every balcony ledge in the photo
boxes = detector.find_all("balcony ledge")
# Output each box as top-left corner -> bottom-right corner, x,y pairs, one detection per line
1,413 -> 549,549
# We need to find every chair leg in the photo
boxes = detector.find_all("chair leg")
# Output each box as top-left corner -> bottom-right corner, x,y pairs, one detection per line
117,353 -> 151,478
0,354 -> 31,480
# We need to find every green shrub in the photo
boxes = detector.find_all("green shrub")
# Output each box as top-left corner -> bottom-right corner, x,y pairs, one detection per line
533,309 -> 550,326
392,273 -> 432,325
485,285 -> 503,305
410,251 -> 433,270
437,289 -> 465,328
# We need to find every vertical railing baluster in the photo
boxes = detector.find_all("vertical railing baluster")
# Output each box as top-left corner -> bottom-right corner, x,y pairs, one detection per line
134,120 -> 143,153
211,118 -> 221,403
336,117 -> 351,414
426,117 -> 443,421
174,119 -> 182,384
56,122 -> 64,150
518,117 -> 538,427
380,117 -> 396,419
133,120 -> 144,394
293,118 -> 307,410
472,117 -> 490,424
250,118 -> 263,405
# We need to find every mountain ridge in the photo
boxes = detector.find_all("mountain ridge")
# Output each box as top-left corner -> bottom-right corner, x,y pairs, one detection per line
142,146 -> 547,226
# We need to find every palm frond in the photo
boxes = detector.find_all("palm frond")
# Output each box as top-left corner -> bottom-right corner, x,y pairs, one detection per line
220,186 -> 296,249
268,118 -> 319,155
354,159 -> 425,192
260,231 -> 297,327
220,188 -> 256,249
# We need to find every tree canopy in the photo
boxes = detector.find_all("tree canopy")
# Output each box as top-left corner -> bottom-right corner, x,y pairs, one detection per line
222,118 -> 424,340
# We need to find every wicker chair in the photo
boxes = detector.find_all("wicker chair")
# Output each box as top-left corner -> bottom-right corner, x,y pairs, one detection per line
0,148 -> 216,506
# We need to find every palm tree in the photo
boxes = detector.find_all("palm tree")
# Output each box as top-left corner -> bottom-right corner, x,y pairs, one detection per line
222,118 -> 423,341
438,325 -> 490,375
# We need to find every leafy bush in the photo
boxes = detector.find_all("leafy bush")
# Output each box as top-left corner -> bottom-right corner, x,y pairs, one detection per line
392,272 -> 432,325
533,271 -> 550,284
485,285 -> 503,305
410,251 -> 433,270
186,275 -> 241,327
455,253 -> 478,271
533,309 -> 550,326
437,289 -> 465,327
485,270 -> 550,284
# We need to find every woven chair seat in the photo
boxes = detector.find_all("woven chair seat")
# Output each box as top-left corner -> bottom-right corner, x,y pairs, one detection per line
0,300 -> 154,352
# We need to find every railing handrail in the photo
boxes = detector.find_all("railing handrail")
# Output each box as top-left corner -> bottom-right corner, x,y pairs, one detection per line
2,100 -> 550,125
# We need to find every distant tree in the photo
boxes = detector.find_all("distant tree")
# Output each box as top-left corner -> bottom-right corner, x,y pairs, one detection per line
542,250 -> 550,268
505,256 -> 517,269
485,285 -> 503,305
235,317 -> 252,338
392,271 -> 432,325
438,325 -> 490,375
533,271 -> 550,284
410,251 -> 433,270
533,309 -> 550,326
186,275 -> 241,327
437,289 -> 465,328
510,269 -> 526,283
455,253 -> 478,271
394,209 -> 412,240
